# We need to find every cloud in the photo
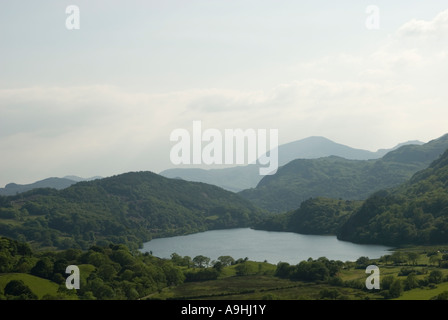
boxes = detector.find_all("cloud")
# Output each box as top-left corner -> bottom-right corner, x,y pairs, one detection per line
1,9 -> 448,186
397,9 -> 448,38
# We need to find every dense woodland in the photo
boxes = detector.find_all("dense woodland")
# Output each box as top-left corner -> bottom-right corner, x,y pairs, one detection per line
256,148 -> 448,246
0,171 -> 264,251
254,197 -> 362,235
338,148 -> 448,245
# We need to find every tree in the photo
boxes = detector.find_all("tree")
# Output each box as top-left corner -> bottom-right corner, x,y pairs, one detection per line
275,262 -> 293,279
170,253 -> 183,265
403,273 -> 419,291
390,252 -> 406,265
389,279 -> 403,298
429,254 -> 441,266
381,275 -> 395,290
97,264 -> 117,281
428,270 -> 443,284
4,280 -> 38,300
31,257 -> 54,279
193,255 -> 210,268
407,252 -> 419,265
381,254 -> 391,266
213,261 -> 224,273
432,291 -> 448,300
356,256 -> 370,268
235,262 -> 254,276
218,256 -> 235,266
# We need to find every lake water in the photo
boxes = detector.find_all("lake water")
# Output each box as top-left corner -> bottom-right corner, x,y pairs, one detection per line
140,228 -> 393,264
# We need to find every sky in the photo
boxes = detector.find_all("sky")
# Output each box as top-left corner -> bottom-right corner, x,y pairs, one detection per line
1,1 -> 448,186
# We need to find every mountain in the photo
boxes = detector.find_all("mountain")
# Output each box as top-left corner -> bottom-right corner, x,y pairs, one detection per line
63,175 -> 102,182
159,166 -> 260,193
239,134 -> 448,213
0,178 -> 77,196
0,176 -> 102,196
338,147 -> 448,246
0,171 -> 264,250
273,136 -> 422,163
161,136 -> 423,192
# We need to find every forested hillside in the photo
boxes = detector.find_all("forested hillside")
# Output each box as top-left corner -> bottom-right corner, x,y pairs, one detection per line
254,198 -> 362,235
338,148 -> 448,245
0,171 -> 264,250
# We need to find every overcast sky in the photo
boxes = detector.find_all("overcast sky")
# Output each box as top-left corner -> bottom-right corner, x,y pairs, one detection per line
1,1 -> 448,186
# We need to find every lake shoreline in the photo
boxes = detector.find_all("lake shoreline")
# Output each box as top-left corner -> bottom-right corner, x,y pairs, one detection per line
141,227 -> 393,265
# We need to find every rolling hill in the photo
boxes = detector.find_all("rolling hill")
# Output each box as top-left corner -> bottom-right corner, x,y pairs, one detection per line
337,147 -> 448,245
254,197 -> 363,235
0,176 -> 102,196
0,171 -> 264,250
239,134 -> 448,213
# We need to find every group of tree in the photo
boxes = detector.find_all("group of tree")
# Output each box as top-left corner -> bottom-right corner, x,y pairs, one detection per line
254,197 -> 362,235
169,253 -> 252,282
256,146 -> 448,247
275,257 -> 343,282
0,236 -> 185,300
0,171 -> 265,251
338,148 -> 448,245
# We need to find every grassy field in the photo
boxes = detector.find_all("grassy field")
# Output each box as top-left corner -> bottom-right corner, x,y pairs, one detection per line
2,245 -> 448,300
148,247 -> 448,301
396,282 -> 448,300
0,273 -> 59,299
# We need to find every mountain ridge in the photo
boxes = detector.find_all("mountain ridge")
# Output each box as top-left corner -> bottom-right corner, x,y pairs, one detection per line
161,136 -> 424,192
0,176 -> 102,196
239,133 -> 448,212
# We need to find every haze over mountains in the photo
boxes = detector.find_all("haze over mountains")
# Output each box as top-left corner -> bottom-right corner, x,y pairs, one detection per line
0,176 -> 102,196
0,133 -> 447,250
161,136 -> 424,192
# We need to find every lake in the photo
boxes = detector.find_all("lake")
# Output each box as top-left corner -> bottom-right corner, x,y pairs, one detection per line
140,228 -> 392,264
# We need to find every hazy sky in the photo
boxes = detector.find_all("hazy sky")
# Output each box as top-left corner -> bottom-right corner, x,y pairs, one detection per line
1,1 -> 448,186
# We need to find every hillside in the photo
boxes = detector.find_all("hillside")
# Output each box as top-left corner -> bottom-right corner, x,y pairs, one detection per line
0,178 -> 77,196
239,134 -> 448,213
254,197 -> 362,235
338,147 -> 448,245
161,136 -> 422,192
0,171 -> 264,250
0,176 -> 102,196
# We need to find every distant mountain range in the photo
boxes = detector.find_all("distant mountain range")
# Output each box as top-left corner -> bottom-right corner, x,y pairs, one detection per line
0,176 -> 101,196
160,136 -> 424,192
239,134 -> 448,212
